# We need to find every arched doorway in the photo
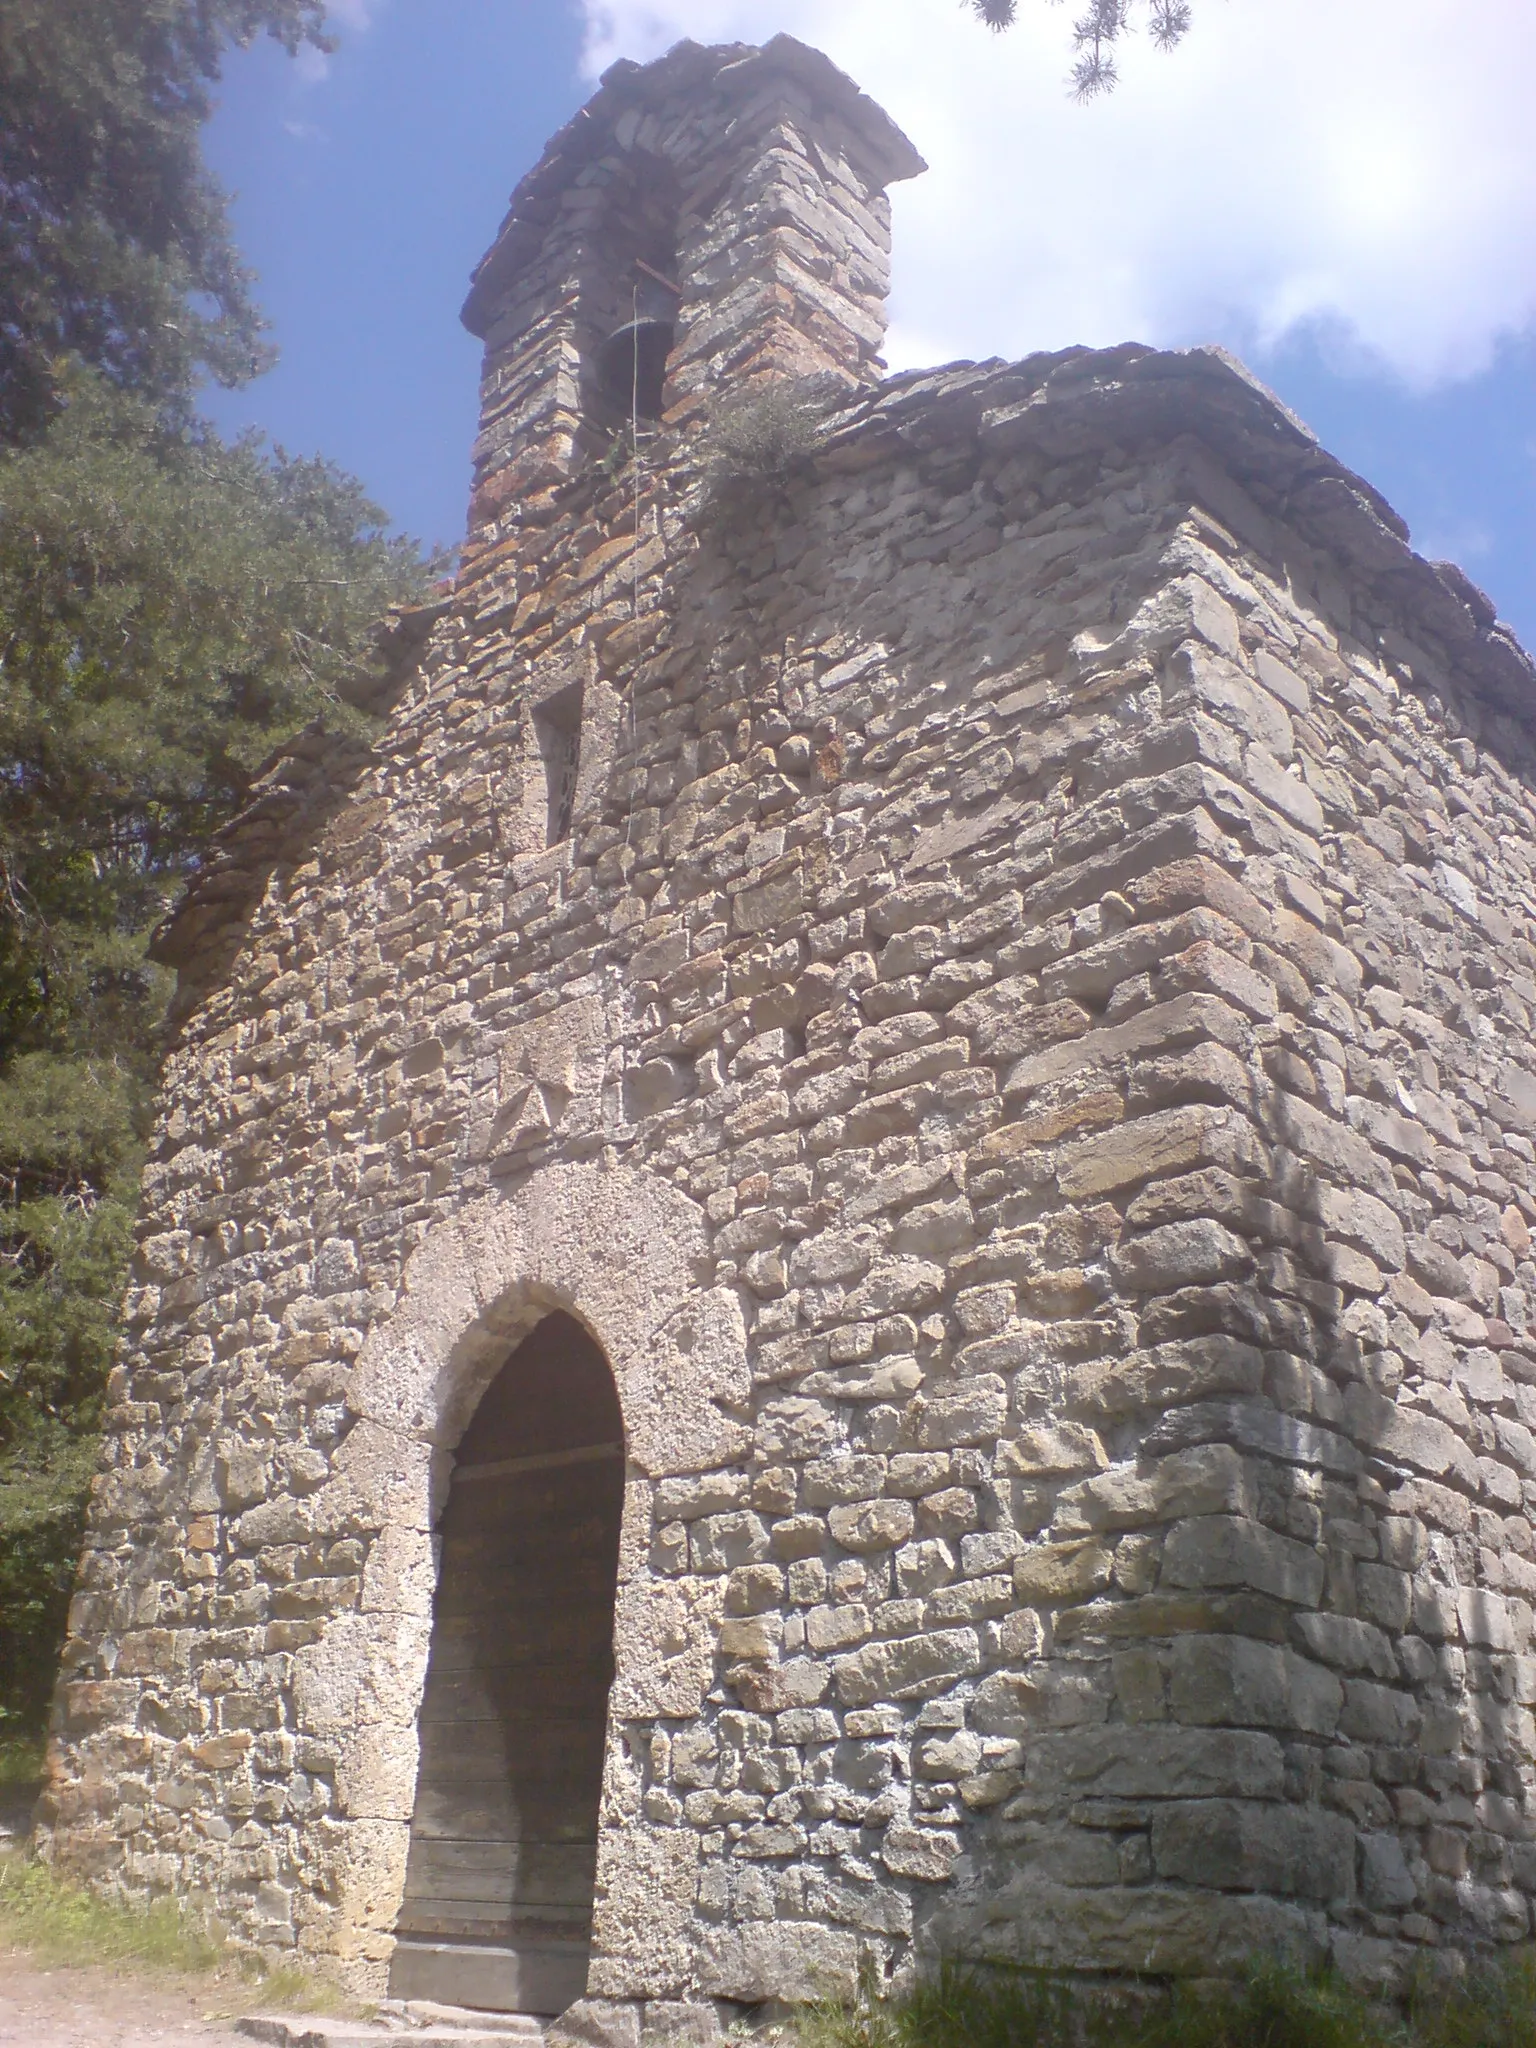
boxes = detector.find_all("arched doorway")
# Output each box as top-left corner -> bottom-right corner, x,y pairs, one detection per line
389,1311 -> 625,2014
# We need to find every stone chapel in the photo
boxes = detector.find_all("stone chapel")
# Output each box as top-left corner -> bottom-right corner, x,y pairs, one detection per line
37,31 -> 1536,2041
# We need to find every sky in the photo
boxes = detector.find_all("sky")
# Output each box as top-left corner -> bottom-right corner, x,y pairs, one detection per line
203,0 -> 1536,648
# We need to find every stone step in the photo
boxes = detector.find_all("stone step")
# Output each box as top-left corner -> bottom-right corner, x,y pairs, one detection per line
237,2011 -> 546,2048
393,2005 -> 546,2038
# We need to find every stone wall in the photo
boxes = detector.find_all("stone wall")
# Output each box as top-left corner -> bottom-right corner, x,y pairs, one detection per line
39,36 -> 1536,2036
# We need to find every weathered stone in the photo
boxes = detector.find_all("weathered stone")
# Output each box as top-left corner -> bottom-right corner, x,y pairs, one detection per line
1161,1517 -> 1326,1606
1013,1540 -> 1115,1605
1055,1444 -> 1254,1533
1022,1726 -> 1285,1800
1151,1801 -> 1354,1903
831,1628 -> 983,1707
44,27 -> 1536,2010
1056,1106 -> 1264,1199
1168,1636 -> 1341,1736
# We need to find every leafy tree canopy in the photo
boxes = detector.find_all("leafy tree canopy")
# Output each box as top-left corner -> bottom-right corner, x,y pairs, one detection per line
0,2 -> 434,1746
969,0 -> 1193,97
0,0 -> 330,444
0,374 -> 429,1736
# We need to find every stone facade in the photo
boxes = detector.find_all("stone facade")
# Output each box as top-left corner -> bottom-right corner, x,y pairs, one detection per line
39,31 -> 1536,2033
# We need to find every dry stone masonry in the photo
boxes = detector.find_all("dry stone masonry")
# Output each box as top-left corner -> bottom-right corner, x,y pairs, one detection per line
38,32 -> 1536,2039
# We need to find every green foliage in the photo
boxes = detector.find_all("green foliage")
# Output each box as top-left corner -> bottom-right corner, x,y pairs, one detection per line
0,376 -> 429,1739
696,381 -> 830,528
0,1852 -> 227,1972
0,1853 -> 361,2011
802,1955 -> 1536,2048
803,1960 -> 1094,2048
1408,1949 -> 1536,2048
0,374 -> 423,1054
0,0 -> 330,442
968,1 -> 1193,98
0,0 -> 428,1755
0,1731 -> 43,1790
1143,1963 -> 1403,2048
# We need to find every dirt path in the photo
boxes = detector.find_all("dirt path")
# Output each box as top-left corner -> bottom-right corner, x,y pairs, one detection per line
0,1955 -> 243,2047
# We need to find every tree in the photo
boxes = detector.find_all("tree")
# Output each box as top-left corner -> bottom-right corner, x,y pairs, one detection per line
0,374 -> 430,1748
0,0 -> 331,445
969,0 -> 1194,97
0,2 -> 433,1757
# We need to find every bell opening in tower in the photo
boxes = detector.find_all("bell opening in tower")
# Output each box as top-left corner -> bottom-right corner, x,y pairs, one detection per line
598,262 -> 681,425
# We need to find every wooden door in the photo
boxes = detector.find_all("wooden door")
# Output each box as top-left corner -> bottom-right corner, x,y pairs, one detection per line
389,1313 -> 624,2015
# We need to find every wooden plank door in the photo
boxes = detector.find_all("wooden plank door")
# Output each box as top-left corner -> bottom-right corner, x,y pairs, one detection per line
390,1313 -> 624,2015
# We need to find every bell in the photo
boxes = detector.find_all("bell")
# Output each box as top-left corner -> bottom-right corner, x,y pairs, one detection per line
599,270 -> 678,420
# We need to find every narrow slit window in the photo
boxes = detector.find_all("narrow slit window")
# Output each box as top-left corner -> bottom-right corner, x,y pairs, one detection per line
534,683 -> 583,846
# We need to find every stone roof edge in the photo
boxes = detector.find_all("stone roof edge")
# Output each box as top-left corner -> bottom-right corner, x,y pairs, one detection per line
815,341 -> 1534,723
461,35 -> 926,340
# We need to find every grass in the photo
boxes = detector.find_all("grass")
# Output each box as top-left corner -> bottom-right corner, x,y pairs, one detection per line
0,1854 -> 226,1973
0,1853 -> 359,2015
0,1734 -> 44,1794
802,1954 -> 1536,2048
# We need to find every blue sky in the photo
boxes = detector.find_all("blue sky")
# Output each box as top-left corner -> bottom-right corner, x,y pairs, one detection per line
203,1 -> 1536,649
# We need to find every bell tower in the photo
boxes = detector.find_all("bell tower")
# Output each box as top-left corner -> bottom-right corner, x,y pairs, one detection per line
458,36 -> 925,546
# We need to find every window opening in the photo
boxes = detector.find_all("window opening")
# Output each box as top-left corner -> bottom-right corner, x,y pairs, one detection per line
598,260 -> 680,424
534,683 -> 583,846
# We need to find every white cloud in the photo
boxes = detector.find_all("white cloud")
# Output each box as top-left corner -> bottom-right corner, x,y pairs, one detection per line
577,0 -> 1536,389
293,40 -> 331,85
292,0 -> 378,85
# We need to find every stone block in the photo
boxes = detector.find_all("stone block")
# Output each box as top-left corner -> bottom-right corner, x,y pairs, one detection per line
694,1922 -> 859,2003
1245,743 -> 1325,833
1110,1218 -> 1255,1292
1167,1635 -> 1341,1736
1161,1516 -> 1325,1606
1056,1105 -> 1264,1199
1359,1832 -> 1418,1910
881,1824 -> 963,1881
972,1665 -> 1110,1736
906,1377 -> 1008,1449
1144,1399 -> 1360,1478
1065,1339 -> 1265,1418
1023,1725 -> 1285,1801
1338,1680 -> 1421,1745
548,2000 -> 642,2048
1151,1800 -> 1354,1902
588,1826 -> 701,1999
1294,1613 -> 1398,1679
828,1500 -> 915,1553
995,1422 -> 1106,1477
831,1627 -> 982,1707
1013,1541 -> 1115,1605
921,1875 -> 1325,1977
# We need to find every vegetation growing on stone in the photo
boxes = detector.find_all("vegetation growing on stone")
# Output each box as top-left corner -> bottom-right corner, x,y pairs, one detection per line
696,381 -> 831,525
0,1852 -> 356,2012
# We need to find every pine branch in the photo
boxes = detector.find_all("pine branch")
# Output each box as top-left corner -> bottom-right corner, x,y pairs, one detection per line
966,0 -> 1195,92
